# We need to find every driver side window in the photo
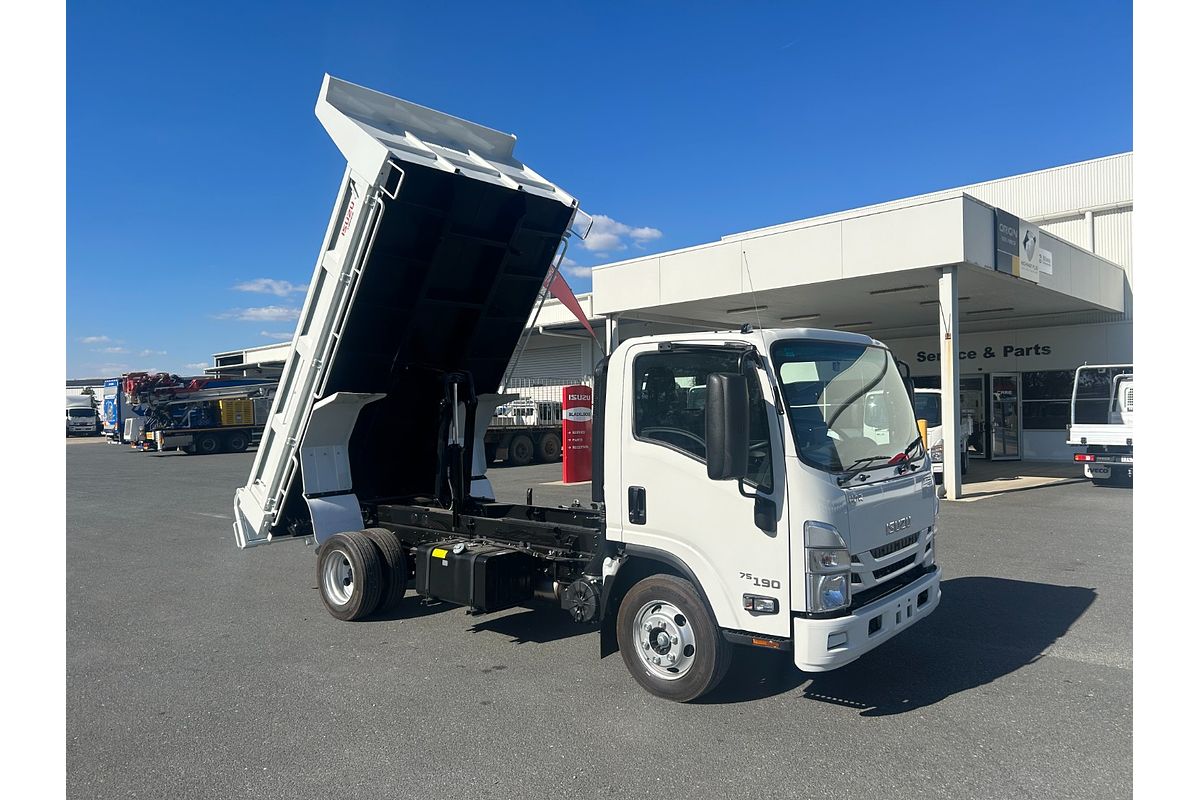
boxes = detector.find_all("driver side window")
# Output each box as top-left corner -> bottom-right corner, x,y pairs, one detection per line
632,349 -> 773,490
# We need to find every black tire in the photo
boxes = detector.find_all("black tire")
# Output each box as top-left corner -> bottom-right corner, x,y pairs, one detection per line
485,442 -> 499,465
535,432 -> 561,463
508,434 -> 534,467
616,574 -> 732,702
225,430 -> 249,453
362,527 -> 408,612
195,433 -> 220,455
181,444 -> 196,455
317,532 -> 383,621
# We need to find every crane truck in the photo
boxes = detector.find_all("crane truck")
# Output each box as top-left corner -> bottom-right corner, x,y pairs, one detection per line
232,75 -> 942,702
1067,364 -> 1133,484
123,372 -> 276,455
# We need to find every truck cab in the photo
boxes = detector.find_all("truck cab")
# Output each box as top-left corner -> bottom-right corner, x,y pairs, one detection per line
911,388 -> 971,481
66,403 -> 98,436
604,329 -> 940,680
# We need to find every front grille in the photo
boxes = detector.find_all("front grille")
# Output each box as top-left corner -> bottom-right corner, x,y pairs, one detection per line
873,554 -> 916,580
871,533 -> 918,559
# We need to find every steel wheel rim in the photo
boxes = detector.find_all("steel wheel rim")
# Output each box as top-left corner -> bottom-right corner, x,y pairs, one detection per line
321,548 -> 354,606
633,600 -> 696,680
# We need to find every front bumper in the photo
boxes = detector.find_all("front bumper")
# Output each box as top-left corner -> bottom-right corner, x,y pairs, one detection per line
793,566 -> 941,672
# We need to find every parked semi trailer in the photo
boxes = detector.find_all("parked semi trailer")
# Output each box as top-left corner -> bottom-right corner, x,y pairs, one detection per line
232,76 -> 941,702
1067,364 -> 1133,484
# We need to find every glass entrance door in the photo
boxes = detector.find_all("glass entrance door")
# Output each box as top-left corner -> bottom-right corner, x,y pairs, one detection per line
960,376 -> 986,459
989,373 -> 1021,460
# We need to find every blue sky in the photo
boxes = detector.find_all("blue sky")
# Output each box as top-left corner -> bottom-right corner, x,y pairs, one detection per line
66,1 -> 1131,378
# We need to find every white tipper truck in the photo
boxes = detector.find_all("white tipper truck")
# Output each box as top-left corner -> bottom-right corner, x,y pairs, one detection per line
1067,364 -> 1133,484
232,75 -> 942,702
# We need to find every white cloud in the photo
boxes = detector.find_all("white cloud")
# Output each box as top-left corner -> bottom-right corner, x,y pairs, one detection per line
233,278 -> 308,297
138,349 -> 167,358
184,362 -> 211,370
260,330 -> 294,341
218,306 -> 301,322
94,346 -> 128,354
80,335 -> 111,344
580,214 -> 663,254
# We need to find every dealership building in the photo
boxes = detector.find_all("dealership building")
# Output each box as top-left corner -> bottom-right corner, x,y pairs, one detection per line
516,152 -> 1133,482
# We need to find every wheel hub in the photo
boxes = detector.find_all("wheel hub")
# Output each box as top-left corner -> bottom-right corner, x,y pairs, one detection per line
633,601 -> 696,680
321,549 -> 355,606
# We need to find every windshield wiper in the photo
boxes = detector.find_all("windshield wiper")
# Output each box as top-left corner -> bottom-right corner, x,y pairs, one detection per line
836,437 -> 925,486
836,454 -> 895,486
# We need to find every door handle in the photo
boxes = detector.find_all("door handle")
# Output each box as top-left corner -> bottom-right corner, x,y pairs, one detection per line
628,486 -> 646,525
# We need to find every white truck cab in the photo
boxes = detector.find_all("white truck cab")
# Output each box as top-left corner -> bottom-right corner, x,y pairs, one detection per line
911,388 -> 972,481
66,396 -> 98,436
605,329 -> 941,676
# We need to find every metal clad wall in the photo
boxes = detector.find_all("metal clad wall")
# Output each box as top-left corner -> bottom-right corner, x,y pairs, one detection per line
1041,216 -> 1090,250
1094,210 -> 1133,280
961,153 -> 1132,221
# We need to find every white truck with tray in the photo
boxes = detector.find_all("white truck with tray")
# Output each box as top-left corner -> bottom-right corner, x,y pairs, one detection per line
1066,364 -> 1133,484
232,76 -> 942,702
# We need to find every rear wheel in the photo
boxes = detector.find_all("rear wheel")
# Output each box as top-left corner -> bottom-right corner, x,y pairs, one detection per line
508,434 -> 534,467
317,532 -> 383,621
616,574 -> 731,702
224,430 -> 249,453
195,433 -> 220,455
535,432 -> 561,463
362,527 -> 408,612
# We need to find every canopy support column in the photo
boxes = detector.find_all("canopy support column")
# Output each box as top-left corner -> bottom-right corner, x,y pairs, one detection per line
939,266 -> 963,500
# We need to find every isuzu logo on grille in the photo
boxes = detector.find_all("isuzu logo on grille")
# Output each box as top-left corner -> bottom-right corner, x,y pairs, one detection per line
885,516 -> 912,535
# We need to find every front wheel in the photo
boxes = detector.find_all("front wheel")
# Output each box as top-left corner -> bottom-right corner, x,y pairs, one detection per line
616,574 -> 731,702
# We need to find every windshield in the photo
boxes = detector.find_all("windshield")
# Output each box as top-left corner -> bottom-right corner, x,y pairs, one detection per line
771,340 -> 921,472
912,393 -> 942,427
68,408 -> 95,418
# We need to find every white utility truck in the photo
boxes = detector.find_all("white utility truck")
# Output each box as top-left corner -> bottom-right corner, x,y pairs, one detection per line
911,388 -> 971,482
233,76 -> 941,702
1067,364 -> 1133,484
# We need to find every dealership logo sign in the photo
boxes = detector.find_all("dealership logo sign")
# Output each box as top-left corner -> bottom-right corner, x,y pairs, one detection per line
563,406 -> 592,423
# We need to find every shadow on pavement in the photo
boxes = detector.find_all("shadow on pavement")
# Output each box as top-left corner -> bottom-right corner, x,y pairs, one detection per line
467,606 -> 595,644
797,577 -> 1096,715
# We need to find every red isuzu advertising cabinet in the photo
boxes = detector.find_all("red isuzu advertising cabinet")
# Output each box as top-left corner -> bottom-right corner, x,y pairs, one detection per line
561,385 -> 593,484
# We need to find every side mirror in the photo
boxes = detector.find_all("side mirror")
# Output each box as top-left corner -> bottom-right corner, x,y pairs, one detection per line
706,373 -> 750,481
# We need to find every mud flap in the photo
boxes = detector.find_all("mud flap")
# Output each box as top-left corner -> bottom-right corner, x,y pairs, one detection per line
300,392 -> 386,545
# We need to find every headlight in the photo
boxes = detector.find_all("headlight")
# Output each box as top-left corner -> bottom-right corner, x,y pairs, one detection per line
804,521 -> 851,612
930,443 -> 944,462
808,573 -> 850,612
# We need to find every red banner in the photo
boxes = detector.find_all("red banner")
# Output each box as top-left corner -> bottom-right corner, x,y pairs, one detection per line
561,385 -> 593,484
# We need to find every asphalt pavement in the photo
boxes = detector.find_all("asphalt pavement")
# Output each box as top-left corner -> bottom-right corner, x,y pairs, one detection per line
66,438 -> 1131,799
